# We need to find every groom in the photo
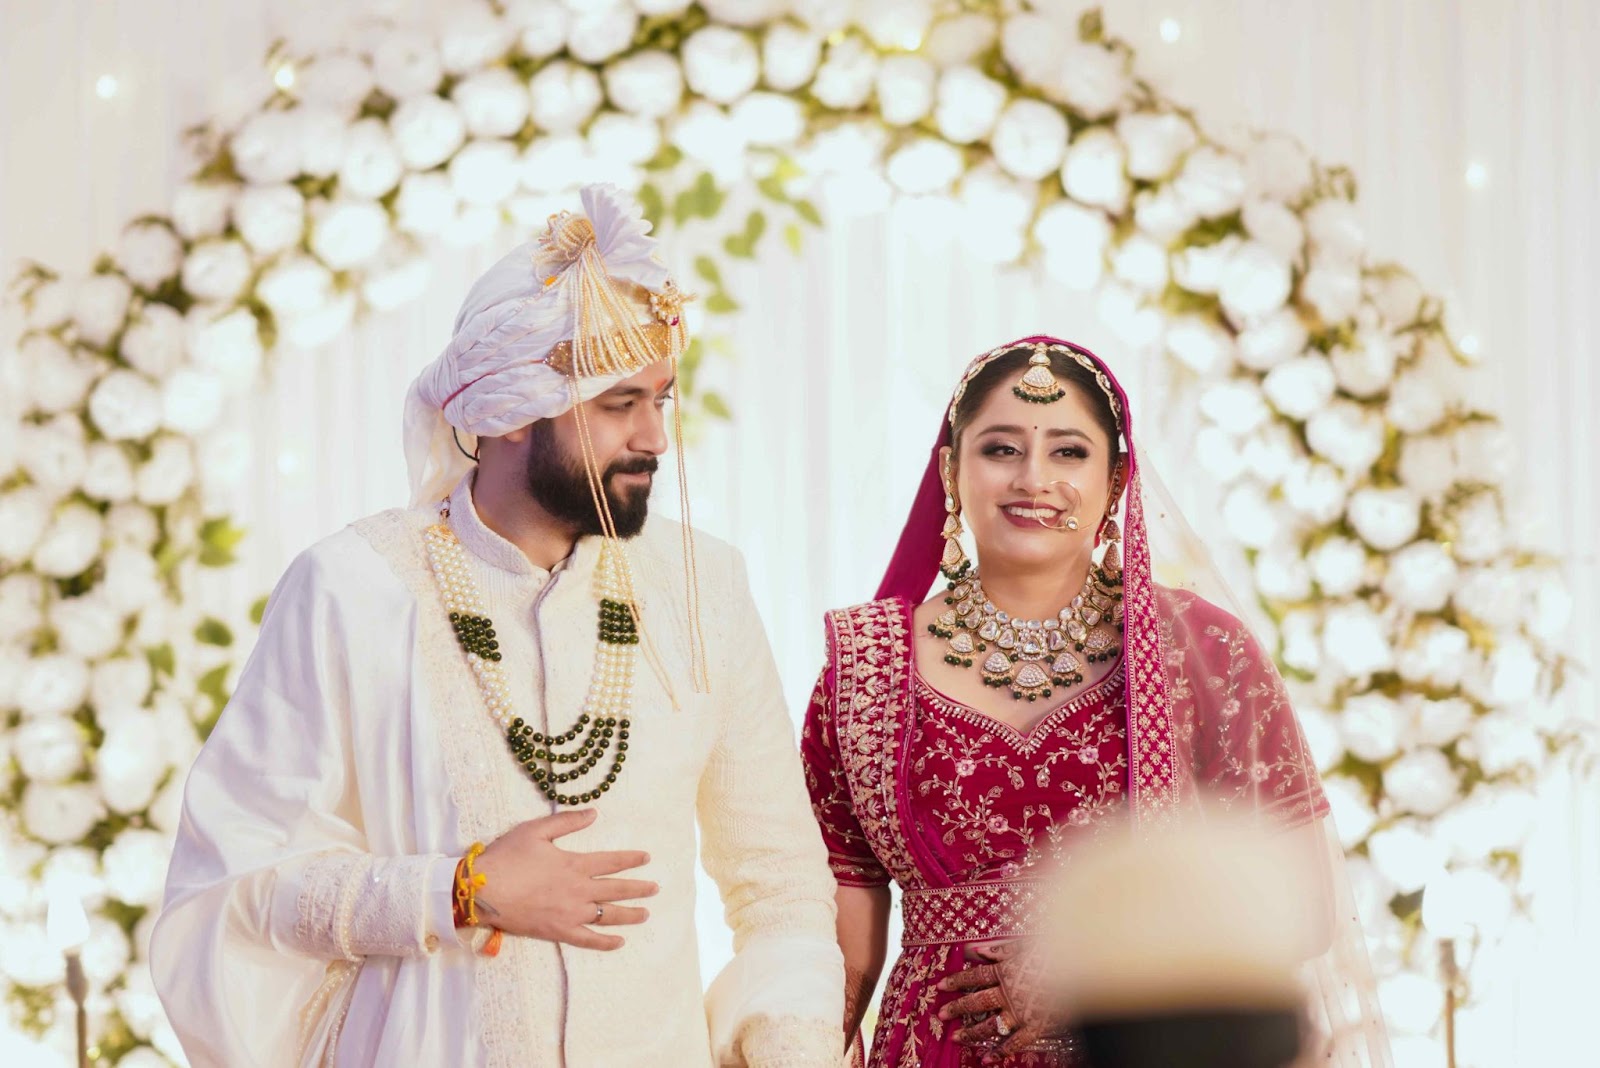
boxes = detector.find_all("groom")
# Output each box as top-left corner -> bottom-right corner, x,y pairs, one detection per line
150,185 -> 844,1066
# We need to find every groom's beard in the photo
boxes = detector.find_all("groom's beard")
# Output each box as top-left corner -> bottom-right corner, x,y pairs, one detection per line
523,420 -> 657,539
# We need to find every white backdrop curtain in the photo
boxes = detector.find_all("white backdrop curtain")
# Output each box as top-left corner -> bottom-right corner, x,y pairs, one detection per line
2,1 -> 1595,1064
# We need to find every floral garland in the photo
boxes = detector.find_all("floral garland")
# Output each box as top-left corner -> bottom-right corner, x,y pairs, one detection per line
0,1 -> 1579,1062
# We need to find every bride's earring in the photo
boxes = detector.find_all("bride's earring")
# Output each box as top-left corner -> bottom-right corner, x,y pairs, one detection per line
940,457 -> 971,582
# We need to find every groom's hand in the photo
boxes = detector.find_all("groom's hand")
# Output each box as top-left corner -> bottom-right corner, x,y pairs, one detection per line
474,808 -> 657,950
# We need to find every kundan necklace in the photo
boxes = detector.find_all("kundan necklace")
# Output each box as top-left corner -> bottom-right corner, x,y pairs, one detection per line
929,566 -> 1124,702
424,511 -> 635,806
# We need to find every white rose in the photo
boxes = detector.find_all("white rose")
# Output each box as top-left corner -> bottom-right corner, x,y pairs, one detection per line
521,134 -> 595,193
1305,198 -> 1366,263
32,501 -> 103,580
1384,748 -> 1459,817
885,138 -> 963,195
1194,426 -> 1246,482
180,240 -> 253,304
1309,536 -> 1367,597
1173,146 -> 1246,218
136,435 -> 196,506
449,140 -> 521,206
0,572 -> 46,644
956,167 -> 1032,263
988,98 -> 1069,180
1096,282 -> 1164,348
115,223 -> 184,291
390,95 -> 467,169
1235,309 -> 1307,371
762,23 -> 822,91
1322,776 -> 1376,848
875,54 -> 937,126
97,713 -> 173,815
257,255 -> 336,321
446,70 -> 528,142
297,51 -> 374,116
229,111 -> 305,186
1301,259 -> 1363,323
14,718 -> 84,783
859,0 -> 935,49
292,106 -> 352,181
24,276 -> 72,331
91,655 -> 154,723
51,591 -> 124,660
1464,710 -> 1543,777
566,1 -> 636,63
101,828 -> 172,909
1386,368 -> 1448,435
731,92 -> 805,148
185,305 -> 264,391
22,781 -> 103,844
104,502 -> 159,550
16,653 -> 90,719
603,50 -> 684,119
933,65 -> 1005,144
81,914 -> 132,988
588,112 -> 661,167
999,12 -> 1065,91
0,485 -> 55,571
1412,697 -> 1476,748
529,61 -> 603,134
1331,330 -> 1399,398
117,303 -> 186,381
1199,380 -> 1270,436
1118,110 -> 1196,182
88,369 -> 164,442
1367,822 -> 1448,891
1165,317 -> 1234,375
1218,241 -> 1293,323
925,12 -> 997,67
1052,42 -> 1127,117
329,118 -> 403,200
148,774 -> 186,837
161,367 -> 225,434
1306,400 -> 1384,475
362,248 -> 432,312
197,427 -> 253,503
681,26 -> 761,106
1110,235 -> 1168,294
436,0 -> 516,73
813,35 -> 879,111
1321,602 -> 1394,679
1034,200 -> 1110,290
1450,492 -> 1506,565
1261,354 -> 1336,420
1277,608 -> 1322,675
171,182 -> 237,241
281,291 -> 357,348
504,0 -> 570,59
18,334 -> 101,415
667,103 -> 749,184
1173,236 -> 1239,296
1347,486 -> 1422,551
1525,570 -> 1573,644
229,184 -> 303,258
1396,619 -> 1470,688
1368,269 -> 1424,326
1383,541 -> 1458,613
1435,787 -> 1536,862
1450,422 -> 1513,486
310,198 -> 389,270
1486,637 -> 1541,707
1220,481 -> 1281,550
101,547 -> 163,616
1241,425 -> 1300,483
1245,132 -> 1312,202
394,172 -> 459,237
371,28 -> 443,98
18,414 -> 88,495
1340,692 -> 1404,762
1397,435 -> 1456,500
1060,127 -> 1127,211
1239,198 -> 1304,265
73,274 -> 134,349
1254,547 -> 1312,602
118,966 -> 167,1040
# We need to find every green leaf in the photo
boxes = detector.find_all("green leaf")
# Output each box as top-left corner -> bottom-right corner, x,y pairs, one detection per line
794,199 -> 823,227
744,209 -> 767,244
198,517 -> 247,568
638,182 -> 665,232
195,617 -> 234,647
147,643 -> 176,680
756,174 -> 789,203
783,223 -> 804,255
701,391 -> 732,420
692,171 -> 725,217
694,255 -> 723,286
198,663 -> 231,704
705,292 -> 739,314
643,143 -> 684,172
249,595 -> 269,626
672,188 -> 697,228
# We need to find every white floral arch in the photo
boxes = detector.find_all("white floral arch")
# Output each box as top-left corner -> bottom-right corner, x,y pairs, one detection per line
0,1 -> 1576,1062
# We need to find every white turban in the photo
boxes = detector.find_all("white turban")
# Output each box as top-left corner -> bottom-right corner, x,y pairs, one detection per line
403,183 -> 674,506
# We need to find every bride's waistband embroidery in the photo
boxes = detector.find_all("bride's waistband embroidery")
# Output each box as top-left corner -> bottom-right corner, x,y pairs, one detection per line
900,880 -> 1040,947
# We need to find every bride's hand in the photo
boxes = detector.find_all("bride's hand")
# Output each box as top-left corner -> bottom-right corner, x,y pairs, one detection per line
937,939 -> 1066,1057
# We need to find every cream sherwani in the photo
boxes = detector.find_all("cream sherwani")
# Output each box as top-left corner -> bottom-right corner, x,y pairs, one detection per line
150,475 -> 844,1067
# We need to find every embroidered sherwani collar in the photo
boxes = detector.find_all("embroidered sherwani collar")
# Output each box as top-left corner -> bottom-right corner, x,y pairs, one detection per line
445,473 -> 600,582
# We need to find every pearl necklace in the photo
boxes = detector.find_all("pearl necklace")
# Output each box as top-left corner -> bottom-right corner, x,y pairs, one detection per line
929,568 -> 1123,702
424,518 -> 635,806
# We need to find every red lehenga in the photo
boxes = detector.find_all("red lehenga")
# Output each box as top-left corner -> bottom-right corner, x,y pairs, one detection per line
805,335 -> 1391,1068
